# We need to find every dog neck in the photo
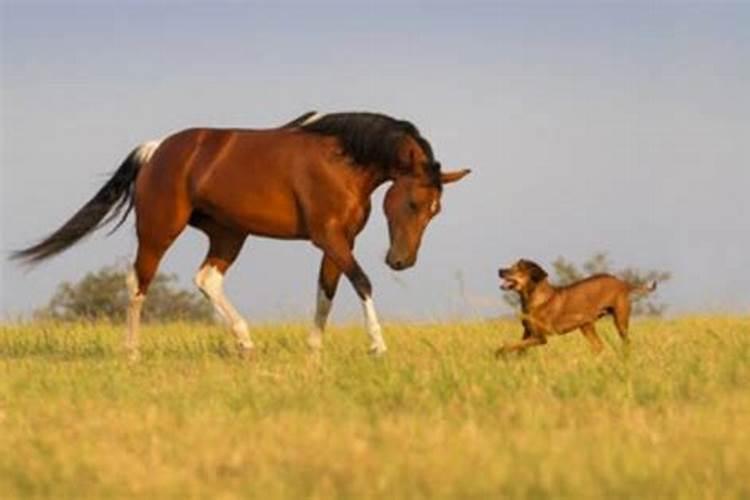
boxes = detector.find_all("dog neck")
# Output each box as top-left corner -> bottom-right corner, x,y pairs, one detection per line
521,279 -> 555,310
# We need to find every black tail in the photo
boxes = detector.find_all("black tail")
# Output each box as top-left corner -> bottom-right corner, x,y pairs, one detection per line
11,142 -> 158,265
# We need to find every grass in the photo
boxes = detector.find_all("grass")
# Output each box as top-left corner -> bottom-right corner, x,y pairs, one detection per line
1,316 -> 749,499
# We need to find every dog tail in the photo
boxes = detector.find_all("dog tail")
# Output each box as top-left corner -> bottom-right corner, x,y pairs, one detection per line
629,280 -> 657,295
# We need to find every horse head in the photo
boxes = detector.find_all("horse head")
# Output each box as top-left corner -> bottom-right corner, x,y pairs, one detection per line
383,143 -> 470,270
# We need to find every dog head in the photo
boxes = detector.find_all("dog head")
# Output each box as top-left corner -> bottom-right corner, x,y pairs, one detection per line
498,259 -> 548,293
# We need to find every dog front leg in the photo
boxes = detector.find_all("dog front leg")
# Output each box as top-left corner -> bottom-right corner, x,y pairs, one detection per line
496,335 -> 547,358
521,319 -> 533,340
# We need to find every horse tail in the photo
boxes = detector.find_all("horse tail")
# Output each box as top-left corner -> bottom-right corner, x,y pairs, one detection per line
629,280 -> 657,295
11,140 -> 161,265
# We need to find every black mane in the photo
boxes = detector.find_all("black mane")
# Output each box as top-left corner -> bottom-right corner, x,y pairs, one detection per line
287,111 -> 441,186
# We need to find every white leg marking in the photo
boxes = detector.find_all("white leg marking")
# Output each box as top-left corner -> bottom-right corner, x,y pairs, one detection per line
362,296 -> 387,355
308,286 -> 333,350
125,267 -> 144,360
195,265 -> 254,351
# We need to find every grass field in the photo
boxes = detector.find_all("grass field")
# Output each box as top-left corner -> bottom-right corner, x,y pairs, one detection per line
1,316 -> 749,499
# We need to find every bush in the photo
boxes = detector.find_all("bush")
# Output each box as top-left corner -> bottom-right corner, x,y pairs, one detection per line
36,265 -> 214,323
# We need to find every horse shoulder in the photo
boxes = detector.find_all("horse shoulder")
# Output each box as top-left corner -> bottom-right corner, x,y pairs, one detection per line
294,160 -> 371,240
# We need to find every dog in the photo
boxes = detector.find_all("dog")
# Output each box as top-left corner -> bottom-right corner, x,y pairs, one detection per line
496,259 -> 656,356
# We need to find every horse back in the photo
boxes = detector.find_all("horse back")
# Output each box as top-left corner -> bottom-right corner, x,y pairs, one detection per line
139,127 -> 355,239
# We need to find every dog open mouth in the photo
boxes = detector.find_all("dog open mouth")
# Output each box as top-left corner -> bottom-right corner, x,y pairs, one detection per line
500,277 -> 518,290
498,269 -> 518,290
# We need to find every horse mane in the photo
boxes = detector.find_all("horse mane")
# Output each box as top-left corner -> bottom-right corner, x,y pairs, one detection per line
287,111 -> 441,187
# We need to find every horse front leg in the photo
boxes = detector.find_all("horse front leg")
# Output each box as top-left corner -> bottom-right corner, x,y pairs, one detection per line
314,234 -> 387,356
351,261 -> 387,355
307,255 -> 342,351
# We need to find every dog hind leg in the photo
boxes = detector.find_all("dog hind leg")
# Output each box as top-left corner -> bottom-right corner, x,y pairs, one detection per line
612,296 -> 632,345
580,323 -> 605,354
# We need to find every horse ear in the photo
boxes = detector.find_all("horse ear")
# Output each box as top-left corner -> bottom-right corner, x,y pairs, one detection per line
441,168 -> 471,185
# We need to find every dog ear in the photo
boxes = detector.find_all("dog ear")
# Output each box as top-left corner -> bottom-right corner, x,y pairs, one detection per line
527,262 -> 548,282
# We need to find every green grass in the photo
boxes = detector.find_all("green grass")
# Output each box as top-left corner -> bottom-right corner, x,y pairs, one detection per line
1,316 -> 749,499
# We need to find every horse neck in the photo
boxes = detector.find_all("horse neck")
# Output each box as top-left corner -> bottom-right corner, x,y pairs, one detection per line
353,165 -> 427,200
354,167 -> 391,198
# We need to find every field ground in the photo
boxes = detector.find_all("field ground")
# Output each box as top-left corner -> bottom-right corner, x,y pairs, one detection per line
1,316 -> 749,499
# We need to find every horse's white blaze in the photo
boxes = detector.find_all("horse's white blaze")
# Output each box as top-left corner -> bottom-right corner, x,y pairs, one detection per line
300,112 -> 325,126
125,266 -> 144,358
134,139 -> 162,164
195,264 -> 254,350
362,296 -> 387,354
308,286 -> 333,350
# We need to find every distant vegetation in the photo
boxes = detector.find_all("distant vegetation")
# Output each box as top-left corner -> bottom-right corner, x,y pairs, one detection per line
36,254 -> 670,324
503,252 -> 671,316
35,265 -> 214,323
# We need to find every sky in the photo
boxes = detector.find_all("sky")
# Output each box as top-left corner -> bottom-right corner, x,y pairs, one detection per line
1,1 -> 748,323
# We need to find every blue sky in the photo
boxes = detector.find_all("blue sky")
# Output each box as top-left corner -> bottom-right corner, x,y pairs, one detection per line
2,1 -> 748,321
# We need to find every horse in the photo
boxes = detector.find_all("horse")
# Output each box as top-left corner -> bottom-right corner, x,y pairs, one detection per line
13,111 -> 470,359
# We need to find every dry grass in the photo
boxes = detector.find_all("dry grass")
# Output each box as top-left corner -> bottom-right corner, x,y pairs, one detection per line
1,316 -> 749,498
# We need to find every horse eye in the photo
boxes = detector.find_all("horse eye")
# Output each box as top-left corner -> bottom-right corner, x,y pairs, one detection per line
408,201 -> 419,212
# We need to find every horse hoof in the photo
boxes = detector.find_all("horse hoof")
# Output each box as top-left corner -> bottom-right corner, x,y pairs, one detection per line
368,344 -> 387,357
495,346 -> 508,359
126,349 -> 141,363
307,334 -> 323,352
238,346 -> 256,361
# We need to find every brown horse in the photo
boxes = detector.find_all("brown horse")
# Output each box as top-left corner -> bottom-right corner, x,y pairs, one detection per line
14,111 -> 470,359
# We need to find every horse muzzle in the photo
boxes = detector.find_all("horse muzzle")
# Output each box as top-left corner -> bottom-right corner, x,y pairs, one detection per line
385,250 -> 416,271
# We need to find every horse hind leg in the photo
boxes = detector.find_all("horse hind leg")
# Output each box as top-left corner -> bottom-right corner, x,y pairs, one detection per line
125,195 -> 192,360
193,222 -> 253,357
126,233 -> 185,361
125,266 -> 145,361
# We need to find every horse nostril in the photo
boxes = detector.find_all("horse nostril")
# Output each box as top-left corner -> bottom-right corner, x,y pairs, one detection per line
388,258 -> 406,270
386,252 -> 408,270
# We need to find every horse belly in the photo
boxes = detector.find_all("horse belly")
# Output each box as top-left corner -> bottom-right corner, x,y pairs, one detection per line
197,185 -> 305,238
193,164 -> 306,239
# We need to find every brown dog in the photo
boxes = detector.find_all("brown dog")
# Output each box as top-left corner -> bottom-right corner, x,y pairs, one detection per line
496,259 -> 656,356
